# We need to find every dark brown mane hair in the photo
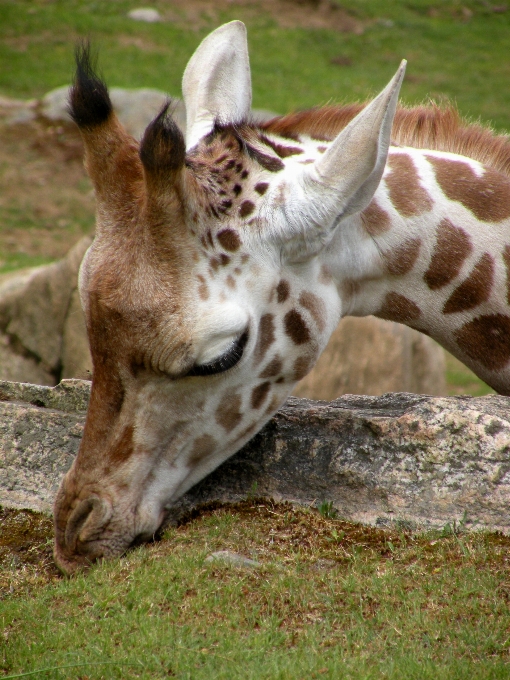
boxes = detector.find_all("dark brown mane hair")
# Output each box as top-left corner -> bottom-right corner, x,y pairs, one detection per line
262,103 -> 510,178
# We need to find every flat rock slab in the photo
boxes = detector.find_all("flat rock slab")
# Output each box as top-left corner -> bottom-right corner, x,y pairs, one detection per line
1,380 -> 509,533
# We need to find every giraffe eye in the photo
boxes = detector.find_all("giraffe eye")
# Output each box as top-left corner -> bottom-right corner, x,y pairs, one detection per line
186,331 -> 249,377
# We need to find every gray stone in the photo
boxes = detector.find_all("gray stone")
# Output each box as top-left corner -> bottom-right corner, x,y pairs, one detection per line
1,380 -> 510,535
6,236 -> 92,372
0,335 -> 54,386
127,8 -> 162,22
204,551 -> 261,569
61,288 -> 92,380
40,86 -> 185,140
293,316 -> 446,399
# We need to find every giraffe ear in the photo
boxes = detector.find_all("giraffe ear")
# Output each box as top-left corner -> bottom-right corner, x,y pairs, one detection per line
182,21 -> 252,150
278,61 -> 406,262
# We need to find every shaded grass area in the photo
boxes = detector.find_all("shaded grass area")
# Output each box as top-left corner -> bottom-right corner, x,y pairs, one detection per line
1,500 -> 510,678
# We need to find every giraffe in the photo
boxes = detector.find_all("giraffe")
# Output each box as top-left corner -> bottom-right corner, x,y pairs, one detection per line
54,21 -> 510,574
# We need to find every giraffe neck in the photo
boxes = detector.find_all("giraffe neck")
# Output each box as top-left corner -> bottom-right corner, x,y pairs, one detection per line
324,146 -> 510,394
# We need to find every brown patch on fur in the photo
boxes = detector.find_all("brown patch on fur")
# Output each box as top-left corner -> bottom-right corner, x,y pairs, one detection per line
255,182 -> 269,195
260,135 -> 303,158
254,314 -> 276,364
210,257 -> 220,271
455,314 -> 510,371
428,156 -> 510,222
299,291 -> 326,332
265,394 -> 281,416
361,200 -> 391,235
259,355 -> 283,378
251,381 -> 271,410
245,143 -> 285,172
284,309 -> 311,345
226,275 -> 236,290
442,252 -> 495,314
503,246 -> 510,305
424,218 -> 472,290
276,280 -> 290,303
384,238 -> 421,277
197,274 -> 209,301
233,184 -> 242,196
220,254 -> 230,266
263,103 -> 510,180
377,292 -> 421,324
215,393 -> 243,432
188,434 -> 216,466
293,355 -> 311,380
239,200 -> 255,218
317,145 -> 327,153
217,229 -> 241,252
107,424 -> 134,464
386,154 -> 433,217
319,264 -> 333,285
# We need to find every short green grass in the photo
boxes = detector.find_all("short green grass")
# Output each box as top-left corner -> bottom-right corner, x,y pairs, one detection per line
2,501 -> 510,679
1,0 -> 509,128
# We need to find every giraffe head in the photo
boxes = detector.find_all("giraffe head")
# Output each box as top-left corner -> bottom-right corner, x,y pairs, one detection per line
54,21 -> 405,573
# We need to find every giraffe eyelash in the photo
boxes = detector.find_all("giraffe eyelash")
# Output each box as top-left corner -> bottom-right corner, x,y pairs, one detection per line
186,331 -> 249,377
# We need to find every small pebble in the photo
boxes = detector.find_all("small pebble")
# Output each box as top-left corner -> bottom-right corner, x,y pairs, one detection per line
205,550 -> 261,569
127,8 -> 162,23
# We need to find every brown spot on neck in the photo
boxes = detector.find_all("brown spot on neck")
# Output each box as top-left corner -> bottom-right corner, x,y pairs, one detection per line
361,200 -> 391,236
386,153 -> 433,217
259,355 -> 283,379
251,381 -> 271,409
215,392 -> 243,432
442,252 -> 495,314
293,355 -> 312,380
254,314 -> 276,364
188,434 -> 216,466
284,309 -> 311,345
299,291 -> 326,332
384,238 -> 421,277
455,313 -> 510,371
427,156 -> 510,222
376,292 -> 421,324
424,218 -> 472,290
276,280 -> 290,303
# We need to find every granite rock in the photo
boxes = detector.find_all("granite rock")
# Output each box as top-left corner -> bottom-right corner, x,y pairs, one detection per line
1,379 -> 509,535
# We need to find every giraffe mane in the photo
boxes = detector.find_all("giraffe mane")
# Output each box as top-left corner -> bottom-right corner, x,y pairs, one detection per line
262,103 -> 510,178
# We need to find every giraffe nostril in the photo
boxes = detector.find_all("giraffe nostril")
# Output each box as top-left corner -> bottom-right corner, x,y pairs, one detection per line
64,495 -> 112,553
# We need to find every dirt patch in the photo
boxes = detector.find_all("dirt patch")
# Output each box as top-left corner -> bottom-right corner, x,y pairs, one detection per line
159,0 -> 364,33
0,112 -> 93,268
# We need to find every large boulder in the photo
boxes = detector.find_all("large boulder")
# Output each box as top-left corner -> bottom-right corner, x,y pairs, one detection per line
0,379 -> 509,534
294,316 -> 446,399
3,236 -> 92,379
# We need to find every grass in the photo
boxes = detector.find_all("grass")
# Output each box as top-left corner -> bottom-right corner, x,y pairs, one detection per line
1,500 -> 510,679
0,0 -> 509,129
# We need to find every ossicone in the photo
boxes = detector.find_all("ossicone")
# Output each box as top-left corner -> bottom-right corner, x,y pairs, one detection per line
139,103 -> 186,177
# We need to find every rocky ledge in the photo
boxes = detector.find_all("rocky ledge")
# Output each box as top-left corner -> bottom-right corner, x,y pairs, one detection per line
1,379 -> 509,533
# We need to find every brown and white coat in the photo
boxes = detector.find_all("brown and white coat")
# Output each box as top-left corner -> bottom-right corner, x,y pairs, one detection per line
54,22 -> 510,573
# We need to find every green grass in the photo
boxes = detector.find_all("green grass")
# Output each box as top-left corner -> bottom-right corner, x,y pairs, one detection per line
0,0 -> 509,129
2,501 -> 510,679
